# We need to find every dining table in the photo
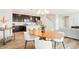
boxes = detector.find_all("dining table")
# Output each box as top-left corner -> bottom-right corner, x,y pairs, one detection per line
31,29 -> 64,39
31,29 -> 64,48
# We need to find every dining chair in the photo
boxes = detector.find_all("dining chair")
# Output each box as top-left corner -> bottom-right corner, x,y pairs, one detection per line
24,32 -> 35,48
35,37 -> 52,49
53,32 -> 65,49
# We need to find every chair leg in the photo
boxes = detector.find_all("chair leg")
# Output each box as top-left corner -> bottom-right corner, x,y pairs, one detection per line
24,40 -> 27,49
52,41 -> 53,49
54,41 -> 56,49
62,42 -> 65,49
33,40 -> 35,49
14,32 -> 15,40
33,40 -> 35,43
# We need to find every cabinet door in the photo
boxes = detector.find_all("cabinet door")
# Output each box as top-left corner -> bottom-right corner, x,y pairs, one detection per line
63,16 -> 70,29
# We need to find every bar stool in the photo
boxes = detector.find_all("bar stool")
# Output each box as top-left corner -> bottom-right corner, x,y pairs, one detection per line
53,32 -> 65,49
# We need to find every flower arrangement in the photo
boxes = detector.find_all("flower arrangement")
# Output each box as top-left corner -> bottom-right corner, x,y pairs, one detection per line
40,24 -> 46,30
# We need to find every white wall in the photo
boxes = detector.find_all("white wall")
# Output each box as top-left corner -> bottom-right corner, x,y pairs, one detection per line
0,9 -> 12,39
58,15 -> 64,29
69,13 -> 79,26
55,15 -> 60,30
40,14 -> 63,31
40,14 -> 56,31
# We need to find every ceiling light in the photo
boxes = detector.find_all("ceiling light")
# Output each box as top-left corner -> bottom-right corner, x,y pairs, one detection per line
37,9 -> 49,15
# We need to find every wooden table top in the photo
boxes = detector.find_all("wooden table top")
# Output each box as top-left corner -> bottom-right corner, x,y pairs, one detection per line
31,29 -> 64,39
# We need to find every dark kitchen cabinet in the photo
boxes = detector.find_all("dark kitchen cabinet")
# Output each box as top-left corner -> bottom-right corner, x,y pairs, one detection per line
12,13 -> 40,32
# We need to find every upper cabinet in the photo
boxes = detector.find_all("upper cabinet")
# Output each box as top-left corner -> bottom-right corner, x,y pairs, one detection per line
13,14 -> 40,22
13,14 -> 30,22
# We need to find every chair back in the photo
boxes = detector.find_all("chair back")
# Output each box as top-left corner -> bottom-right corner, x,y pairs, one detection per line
35,37 -> 52,49
24,32 -> 35,41
53,32 -> 64,42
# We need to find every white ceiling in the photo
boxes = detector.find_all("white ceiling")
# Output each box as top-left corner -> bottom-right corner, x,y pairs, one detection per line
12,9 -> 79,16
48,9 -> 79,14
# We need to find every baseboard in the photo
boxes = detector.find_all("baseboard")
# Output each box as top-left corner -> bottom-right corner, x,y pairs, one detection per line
64,36 -> 79,41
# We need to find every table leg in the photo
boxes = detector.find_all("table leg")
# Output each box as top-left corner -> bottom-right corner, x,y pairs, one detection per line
54,41 -> 56,49
24,40 -> 27,49
40,37 -> 46,40
62,42 -> 65,49
52,41 -> 53,49
14,32 -> 15,40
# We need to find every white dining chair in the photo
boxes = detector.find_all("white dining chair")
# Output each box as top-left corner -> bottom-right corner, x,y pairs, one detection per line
24,32 -> 36,48
53,32 -> 65,49
35,37 -> 52,49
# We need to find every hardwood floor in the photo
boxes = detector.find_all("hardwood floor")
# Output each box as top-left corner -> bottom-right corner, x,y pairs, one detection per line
0,32 -> 79,49
0,32 -> 35,49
